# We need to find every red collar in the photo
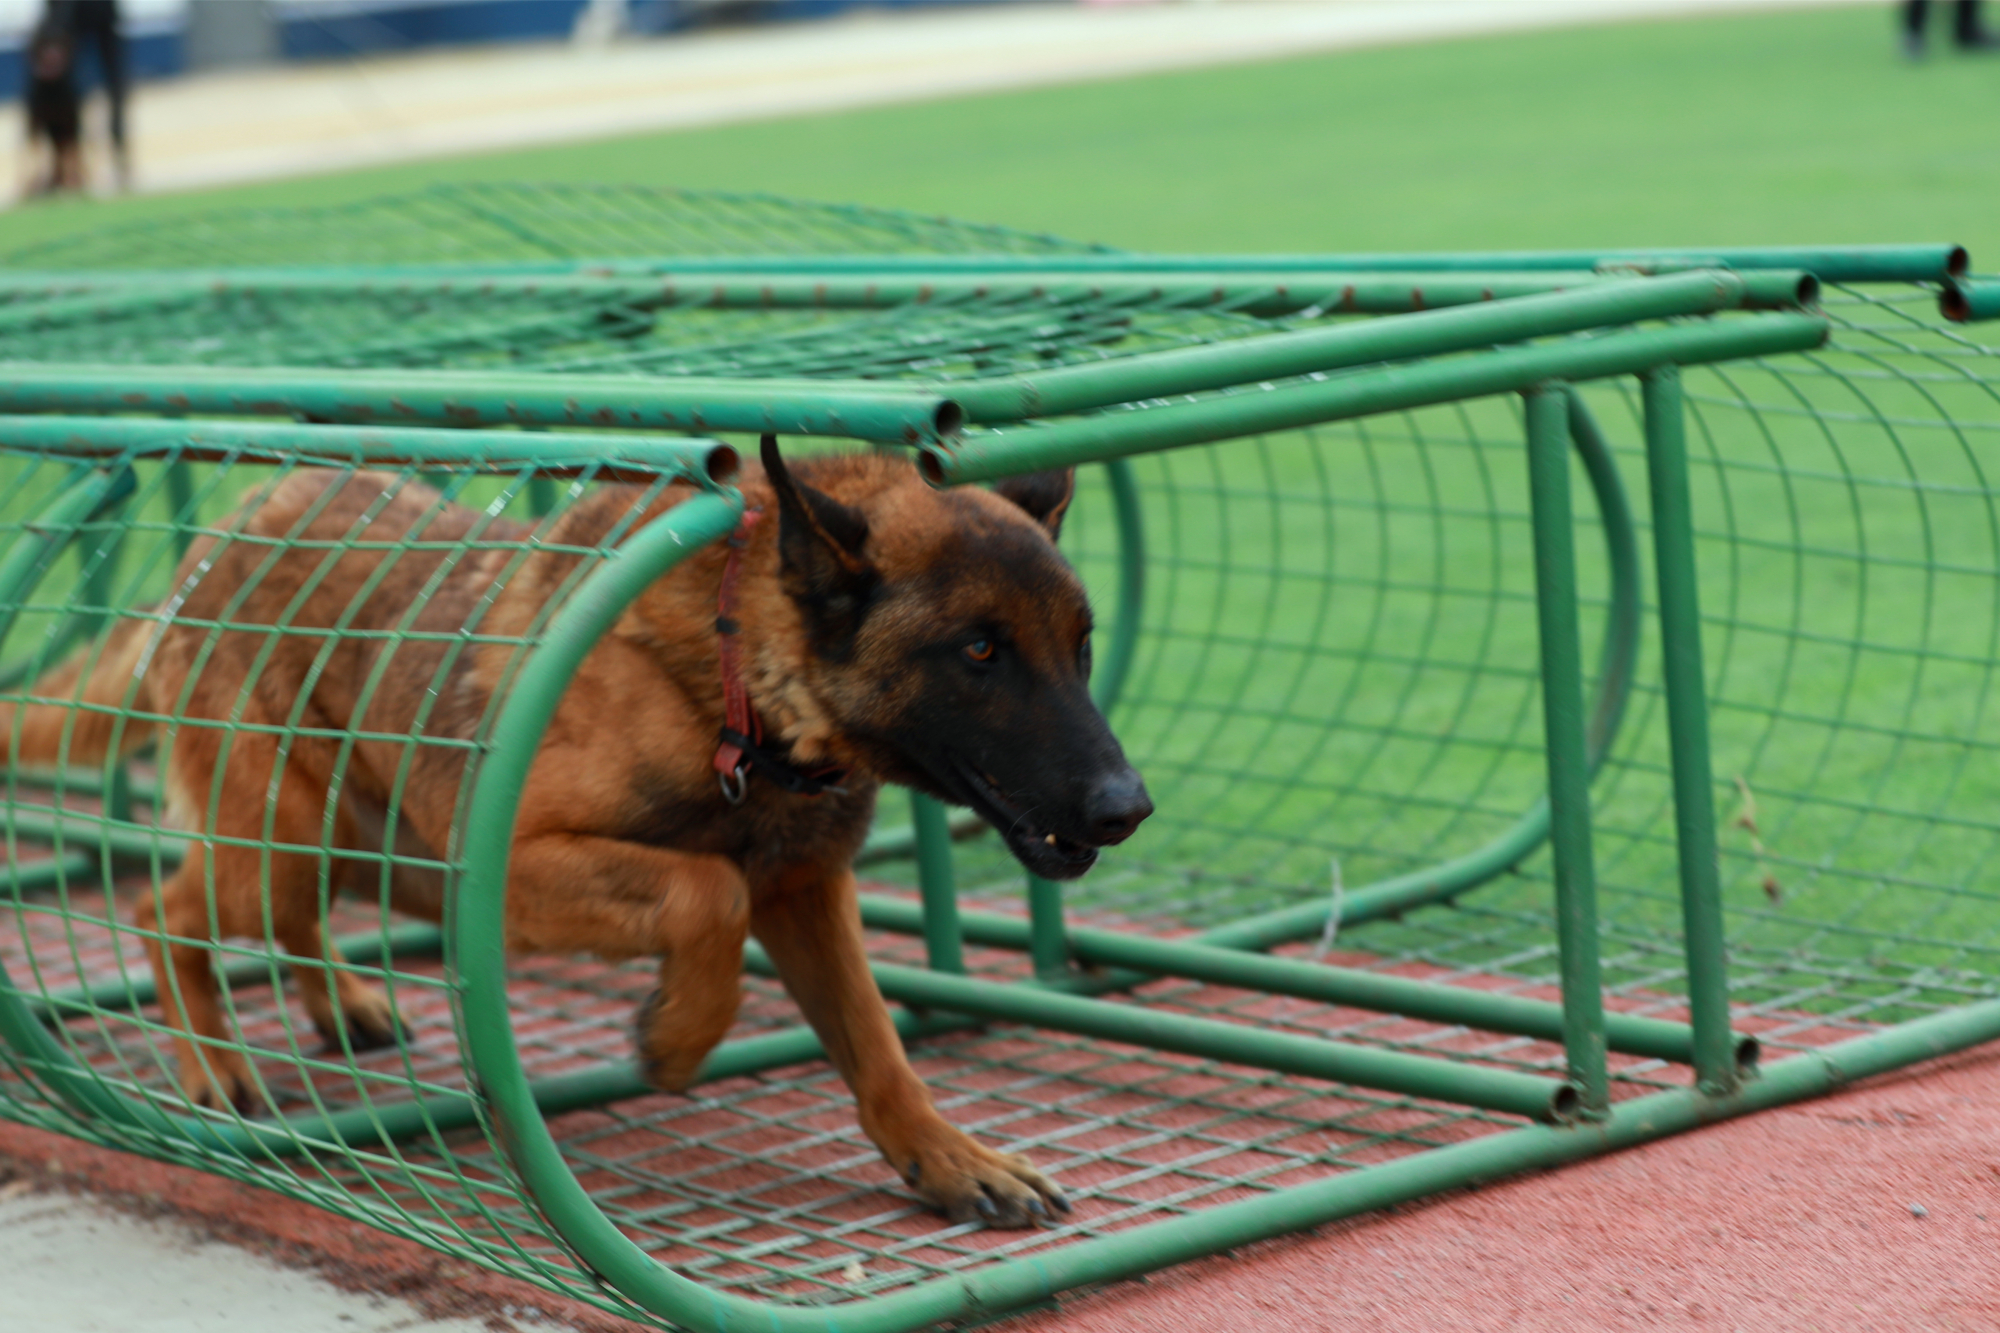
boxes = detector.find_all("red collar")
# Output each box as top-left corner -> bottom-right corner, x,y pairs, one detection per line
712,508 -> 851,804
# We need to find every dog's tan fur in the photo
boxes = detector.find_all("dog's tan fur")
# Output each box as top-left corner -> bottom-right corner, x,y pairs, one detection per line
2,447 -> 1152,1226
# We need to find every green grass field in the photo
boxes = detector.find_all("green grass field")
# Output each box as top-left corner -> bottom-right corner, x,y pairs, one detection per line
0,4 -> 1993,266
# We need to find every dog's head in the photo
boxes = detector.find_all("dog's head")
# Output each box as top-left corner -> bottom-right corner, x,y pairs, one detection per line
762,437 -> 1151,880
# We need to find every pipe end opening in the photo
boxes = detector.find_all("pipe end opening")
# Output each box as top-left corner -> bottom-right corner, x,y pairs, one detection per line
1794,274 -> 1821,307
706,444 -> 741,485
1941,282 -> 1972,324
1546,1083 -> 1582,1124
917,449 -> 948,488
933,399 -> 965,439
1734,1034 -> 1762,1078
1948,245 -> 1971,278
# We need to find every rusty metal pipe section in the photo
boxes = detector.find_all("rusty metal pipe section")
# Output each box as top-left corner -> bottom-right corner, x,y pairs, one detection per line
949,270 -> 1810,424
1942,278 -> 2000,323
924,313 -> 1830,484
0,364 -> 964,447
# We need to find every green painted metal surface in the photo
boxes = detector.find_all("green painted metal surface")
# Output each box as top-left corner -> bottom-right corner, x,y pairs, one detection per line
0,184 -> 1997,1330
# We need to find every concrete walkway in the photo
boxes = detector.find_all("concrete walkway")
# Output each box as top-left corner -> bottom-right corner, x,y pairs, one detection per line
0,1180 -> 498,1333
1,0 -> 1873,199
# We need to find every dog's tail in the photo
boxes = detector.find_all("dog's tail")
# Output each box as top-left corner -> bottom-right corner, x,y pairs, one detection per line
2,617 -> 157,768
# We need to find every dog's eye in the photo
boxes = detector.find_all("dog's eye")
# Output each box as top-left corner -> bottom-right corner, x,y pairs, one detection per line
1079,635 -> 1093,676
963,638 -> 995,664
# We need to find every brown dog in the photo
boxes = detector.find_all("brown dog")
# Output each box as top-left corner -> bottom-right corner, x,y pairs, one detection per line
5,437 -> 1151,1227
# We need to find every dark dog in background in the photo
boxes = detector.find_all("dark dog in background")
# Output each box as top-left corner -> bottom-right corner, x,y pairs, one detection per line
4,438 -> 1152,1226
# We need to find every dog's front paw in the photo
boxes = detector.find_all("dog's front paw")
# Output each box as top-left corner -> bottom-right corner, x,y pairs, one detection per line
313,985 -> 404,1054
633,987 -> 726,1093
897,1128 -> 1069,1228
179,1053 -> 260,1117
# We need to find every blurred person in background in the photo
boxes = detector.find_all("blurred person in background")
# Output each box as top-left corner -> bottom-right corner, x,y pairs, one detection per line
1900,0 -> 2000,55
44,0 -> 126,187
21,16 -> 82,197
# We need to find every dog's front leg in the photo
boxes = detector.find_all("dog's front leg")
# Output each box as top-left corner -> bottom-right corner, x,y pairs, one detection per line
506,835 -> 749,1091
753,864 -> 1068,1228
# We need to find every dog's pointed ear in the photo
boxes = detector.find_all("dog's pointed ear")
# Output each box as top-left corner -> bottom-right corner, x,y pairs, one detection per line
762,434 -> 875,633
991,469 -> 1075,541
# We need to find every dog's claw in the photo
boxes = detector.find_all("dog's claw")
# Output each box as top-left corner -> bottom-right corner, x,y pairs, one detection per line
899,1134 -> 1062,1228
1050,1191 -> 1072,1214
327,1006 -> 403,1054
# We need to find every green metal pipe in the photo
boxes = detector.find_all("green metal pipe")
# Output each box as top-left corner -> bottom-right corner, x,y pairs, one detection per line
261,1004 -> 983,1154
1092,458 -> 1147,715
1641,368 -> 1737,1095
854,893 -> 1748,1068
0,366 -> 962,449
924,314 -> 1832,484
0,268 -> 1807,320
4,805 -> 192,863
0,270 -> 1599,316
604,269 -> 1799,319
1523,385 -> 1609,1119
603,243 -> 1945,283
853,807 -> 985,867
909,791 -> 964,974
26,920 -> 444,1024
1941,278 -> 2000,323
859,955 -> 1576,1123
60,243 -> 1933,283
0,415 -> 738,485
0,243 -> 1956,284
1024,875 -> 1070,981
1,851 -> 96,895
165,459 -> 196,558
949,271 -> 1809,423
450,488 -> 793,1333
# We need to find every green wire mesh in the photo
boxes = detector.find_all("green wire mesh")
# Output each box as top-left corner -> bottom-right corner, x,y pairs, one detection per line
0,181 -> 1112,271
0,185 -> 1996,1323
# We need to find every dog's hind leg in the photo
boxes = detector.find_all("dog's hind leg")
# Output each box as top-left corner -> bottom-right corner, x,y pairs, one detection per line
284,862 -> 405,1057
505,834 -> 750,1092
284,802 -> 409,1055
134,857 -> 261,1116
139,734 -> 392,1111
752,864 -> 1068,1229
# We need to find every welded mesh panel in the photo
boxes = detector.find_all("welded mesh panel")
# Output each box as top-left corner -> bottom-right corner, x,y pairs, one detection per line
939,280 -> 2000,1050
0,182 -> 1109,271
0,278 -> 1324,381
0,448 -> 696,1309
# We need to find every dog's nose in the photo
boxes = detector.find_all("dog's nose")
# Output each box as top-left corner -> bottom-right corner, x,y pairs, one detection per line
1086,768 -> 1153,845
